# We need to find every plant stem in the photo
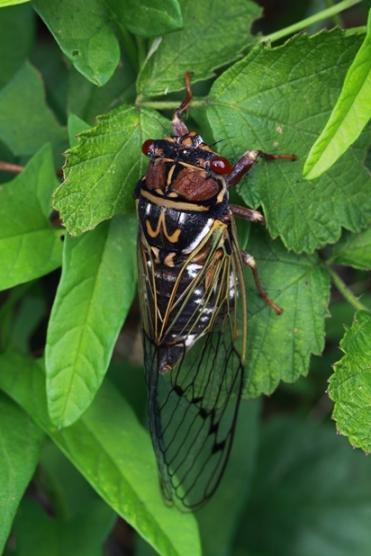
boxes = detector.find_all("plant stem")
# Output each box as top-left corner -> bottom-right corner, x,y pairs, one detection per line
0,161 -> 24,174
328,267 -> 370,312
258,0 -> 362,44
325,0 -> 343,26
139,98 -> 208,111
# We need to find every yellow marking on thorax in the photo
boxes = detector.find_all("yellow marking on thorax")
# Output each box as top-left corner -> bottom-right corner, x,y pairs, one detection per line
166,164 -> 176,188
145,209 -> 181,243
140,189 -> 209,212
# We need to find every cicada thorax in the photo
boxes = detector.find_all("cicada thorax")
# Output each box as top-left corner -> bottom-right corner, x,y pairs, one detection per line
136,137 -> 238,373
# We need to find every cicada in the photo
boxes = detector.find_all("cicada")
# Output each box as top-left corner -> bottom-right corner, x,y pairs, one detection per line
135,73 -> 296,510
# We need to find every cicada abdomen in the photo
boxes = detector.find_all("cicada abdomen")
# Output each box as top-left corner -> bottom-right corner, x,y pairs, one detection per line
135,73 -> 296,510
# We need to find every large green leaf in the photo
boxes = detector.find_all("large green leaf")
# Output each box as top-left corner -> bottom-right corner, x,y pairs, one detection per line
106,0 -> 183,38
46,216 -> 137,428
54,105 -> 168,235
0,62 -> 66,157
331,226 -> 371,270
0,3 -> 34,88
0,353 -> 201,556
0,393 -> 44,554
208,31 -> 371,253
328,311 -> 371,452
243,227 -> 330,397
136,0 -> 261,97
304,13 -> 371,179
33,0 -> 120,86
236,417 -> 371,556
0,144 -> 63,291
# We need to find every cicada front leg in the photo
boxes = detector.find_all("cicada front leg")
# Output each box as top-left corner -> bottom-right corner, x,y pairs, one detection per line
172,71 -> 193,137
227,149 -> 297,187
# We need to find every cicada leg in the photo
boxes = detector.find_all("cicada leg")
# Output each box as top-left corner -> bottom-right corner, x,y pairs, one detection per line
172,71 -> 193,137
241,251 -> 283,315
227,149 -> 297,187
230,204 -> 264,224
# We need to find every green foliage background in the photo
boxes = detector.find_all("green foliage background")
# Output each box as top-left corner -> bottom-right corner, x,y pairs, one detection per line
0,0 -> 370,554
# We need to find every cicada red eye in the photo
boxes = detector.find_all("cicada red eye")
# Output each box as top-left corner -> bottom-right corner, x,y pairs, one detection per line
142,139 -> 155,156
210,156 -> 233,175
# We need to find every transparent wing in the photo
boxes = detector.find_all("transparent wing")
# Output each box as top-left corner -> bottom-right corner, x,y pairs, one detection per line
139,221 -> 247,510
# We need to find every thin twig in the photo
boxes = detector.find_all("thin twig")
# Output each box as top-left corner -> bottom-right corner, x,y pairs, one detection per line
258,0 -> 362,44
328,267 -> 370,313
0,161 -> 24,174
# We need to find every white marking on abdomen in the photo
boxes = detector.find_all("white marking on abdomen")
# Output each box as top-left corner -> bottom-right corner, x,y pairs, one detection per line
187,263 -> 203,278
183,218 -> 214,253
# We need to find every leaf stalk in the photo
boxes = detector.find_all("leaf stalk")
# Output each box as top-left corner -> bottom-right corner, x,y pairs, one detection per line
328,267 -> 370,313
258,0 -> 362,44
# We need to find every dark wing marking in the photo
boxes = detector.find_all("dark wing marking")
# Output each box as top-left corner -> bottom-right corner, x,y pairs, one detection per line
140,220 -> 247,510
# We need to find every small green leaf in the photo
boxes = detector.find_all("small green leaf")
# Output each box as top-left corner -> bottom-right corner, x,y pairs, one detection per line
243,228 -> 330,397
236,417 -> 371,556
137,0 -> 261,97
0,62 -> 66,158
54,105 -> 168,235
331,226 -> 371,270
46,216 -> 136,428
328,311 -> 371,452
208,31 -> 371,253
0,353 -> 202,556
0,393 -> 44,554
106,0 -> 183,38
33,0 -> 120,86
304,12 -> 371,179
0,3 -> 34,88
0,144 -> 63,291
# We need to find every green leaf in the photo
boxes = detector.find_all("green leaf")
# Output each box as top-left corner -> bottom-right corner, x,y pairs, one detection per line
243,227 -> 330,398
33,0 -> 120,87
0,0 -> 29,5
331,227 -> 371,270
0,4 -> 34,88
304,13 -> 371,179
136,0 -> 261,97
236,417 -> 371,556
67,64 -> 135,124
11,497 -> 115,556
31,39 -> 69,124
198,401 -> 260,556
54,105 -> 168,235
0,393 -> 44,554
0,353 -> 202,556
208,31 -> 371,253
0,145 -> 63,291
0,62 -> 66,158
328,311 -> 371,452
106,0 -> 183,38
67,113 -> 90,147
46,216 -> 137,428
